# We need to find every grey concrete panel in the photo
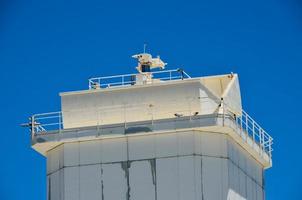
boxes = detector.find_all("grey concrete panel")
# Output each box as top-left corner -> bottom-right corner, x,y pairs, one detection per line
50,170 -> 62,200
128,135 -> 155,160
156,157 -> 178,200
177,131 -> 195,156
79,140 -> 101,165
155,133 -> 178,157
64,142 -> 79,167
101,137 -> 127,163
201,132 -> 227,157
79,165 -> 102,200
178,156 -> 198,200
129,160 -> 156,200
64,167 -> 80,200
47,146 -> 62,175
202,157 -> 228,199
102,163 -> 128,200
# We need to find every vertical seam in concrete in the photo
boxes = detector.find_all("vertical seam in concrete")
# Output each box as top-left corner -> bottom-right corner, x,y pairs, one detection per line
123,134 -> 131,200
61,169 -> 64,200
155,159 -> 158,200
127,161 -> 131,200
150,159 -> 157,200
220,158 -> 223,199
101,166 -> 104,200
193,155 -> 197,200
237,161 -> 240,199
126,136 -> 130,200
245,165 -> 248,198
48,177 -> 51,200
78,159 -> 81,200
193,132 -> 197,200
121,161 -> 130,200
201,156 -> 204,200
176,133 -> 180,200
262,167 -> 265,200
227,159 -> 231,200
220,136 -> 223,200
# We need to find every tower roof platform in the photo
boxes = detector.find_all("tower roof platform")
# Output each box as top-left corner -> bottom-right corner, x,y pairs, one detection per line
28,68 -> 273,168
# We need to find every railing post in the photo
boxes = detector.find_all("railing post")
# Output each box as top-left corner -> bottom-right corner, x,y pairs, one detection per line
150,104 -> 154,127
124,104 -> 127,131
240,114 -> 243,137
245,115 -> 248,141
188,101 -> 192,121
31,116 -> 35,141
260,129 -> 263,156
263,131 -> 266,153
222,101 -> 225,126
262,131 -> 265,156
252,121 -> 255,148
269,137 -> 272,159
58,112 -> 61,133
96,108 -> 100,136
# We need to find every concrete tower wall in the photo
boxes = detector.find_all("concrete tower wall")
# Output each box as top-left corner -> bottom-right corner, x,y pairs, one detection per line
60,75 -> 242,130
46,130 -> 264,200
30,72 -> 271,200
60,81 -> 219,129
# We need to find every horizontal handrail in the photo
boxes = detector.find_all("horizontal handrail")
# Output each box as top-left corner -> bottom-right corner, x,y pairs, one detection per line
232,109 -> 273,157
28,103 -> 273,162
88,69 -> 191,89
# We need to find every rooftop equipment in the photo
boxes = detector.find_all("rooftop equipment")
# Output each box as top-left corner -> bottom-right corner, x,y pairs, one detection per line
132,53 -> 167,73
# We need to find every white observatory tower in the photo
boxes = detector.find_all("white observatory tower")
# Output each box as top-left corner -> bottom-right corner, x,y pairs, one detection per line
26,53 -> 273,200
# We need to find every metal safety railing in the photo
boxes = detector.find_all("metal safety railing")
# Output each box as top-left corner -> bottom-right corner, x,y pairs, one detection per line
88,69 -> 191,89
233,109 -> 273,158
31,111 -> 63,134
27,103 -> 273,160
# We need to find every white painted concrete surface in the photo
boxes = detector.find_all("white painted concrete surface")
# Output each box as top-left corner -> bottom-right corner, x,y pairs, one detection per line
60,74 -> 241,129
46,131 -> 264,200
34,72 -> 270,200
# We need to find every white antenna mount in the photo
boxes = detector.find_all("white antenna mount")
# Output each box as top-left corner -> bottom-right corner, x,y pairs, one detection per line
132,51 -> 167,73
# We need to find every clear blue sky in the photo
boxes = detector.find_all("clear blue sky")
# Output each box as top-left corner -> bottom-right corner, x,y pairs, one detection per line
0,0 -> 301,199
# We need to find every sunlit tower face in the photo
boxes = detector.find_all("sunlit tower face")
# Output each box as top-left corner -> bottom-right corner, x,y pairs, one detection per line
25,53 -> 272,200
